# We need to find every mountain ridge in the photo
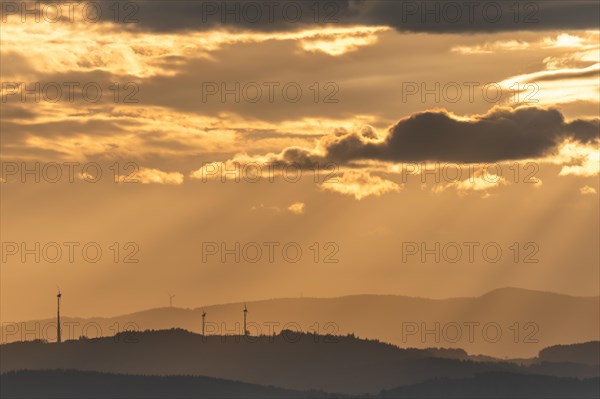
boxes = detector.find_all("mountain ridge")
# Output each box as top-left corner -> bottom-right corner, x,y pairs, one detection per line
7,287 -> 599,324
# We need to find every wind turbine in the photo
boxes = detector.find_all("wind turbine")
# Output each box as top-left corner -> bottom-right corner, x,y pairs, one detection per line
56,288 -> 62,343
201,309 -> 206,336
243,304 -> 248,336
168,294 -> 176,308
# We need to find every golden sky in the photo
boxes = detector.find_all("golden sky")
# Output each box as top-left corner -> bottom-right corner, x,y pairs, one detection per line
1,1 -> 598,322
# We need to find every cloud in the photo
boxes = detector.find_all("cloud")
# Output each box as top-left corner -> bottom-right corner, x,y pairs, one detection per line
123,167 -> 184,185
298,27 -> 386,55
319,170 -> 400,200
250,202 -> 305,213
454,32 -> 600,108
288,202 -> 306,214
74,1 -> 599,34
1,16 -> 385,79
273,107 -> 599,164
432,170 -> 509,197
451,32 -> 599,54
580,185 -> 598,195
251,204 -> 281,212
556,141 -> 600,177
194,107 -> 597,195
497,63 -> 599,107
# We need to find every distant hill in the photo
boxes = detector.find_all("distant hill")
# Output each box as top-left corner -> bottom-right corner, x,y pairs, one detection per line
379,372 -> 600,398
2,288 -> 598,358
2,368 -> 598,399
0,370 -> 332,399
1,329 -> 598,395
539,342 -> 600,366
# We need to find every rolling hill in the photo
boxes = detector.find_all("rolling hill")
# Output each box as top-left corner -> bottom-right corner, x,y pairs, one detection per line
1,329 -> 598,395
2,288 -> 598,358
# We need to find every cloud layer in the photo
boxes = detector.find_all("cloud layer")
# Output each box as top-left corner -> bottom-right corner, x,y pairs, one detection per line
79,1 -> 600,34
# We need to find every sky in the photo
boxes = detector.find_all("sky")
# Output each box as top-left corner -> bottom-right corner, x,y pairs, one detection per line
1,0 -> 599,322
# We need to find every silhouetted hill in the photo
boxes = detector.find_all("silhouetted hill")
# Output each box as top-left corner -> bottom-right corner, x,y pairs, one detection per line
2,370 -> 598,399
379,372 -> 600,398
539,342 -> 600,366
1,329 -> 598,395
3,288 -> 597,358
0,370 -> 335,399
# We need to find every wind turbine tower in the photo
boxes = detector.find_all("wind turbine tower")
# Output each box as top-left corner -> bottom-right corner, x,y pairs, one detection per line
243,304 -> 248,336
168,294 -> 176,308
56,290 -> 62,343
202,309 -> 206,336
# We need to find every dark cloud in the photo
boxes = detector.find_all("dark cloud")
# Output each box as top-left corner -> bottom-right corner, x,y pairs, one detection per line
352,0 -> 600,33
281,107 -> 600,164
78,0 -> 599,33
